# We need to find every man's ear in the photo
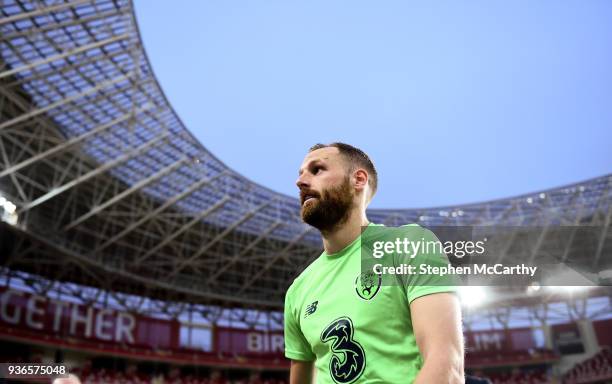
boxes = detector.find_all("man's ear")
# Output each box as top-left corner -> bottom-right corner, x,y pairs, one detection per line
353,169 -> 369,192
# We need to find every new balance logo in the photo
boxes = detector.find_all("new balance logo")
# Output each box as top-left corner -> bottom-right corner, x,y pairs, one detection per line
304,301 -> 318,318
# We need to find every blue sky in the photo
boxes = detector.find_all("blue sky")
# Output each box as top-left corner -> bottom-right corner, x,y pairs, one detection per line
134,0 -> 611,209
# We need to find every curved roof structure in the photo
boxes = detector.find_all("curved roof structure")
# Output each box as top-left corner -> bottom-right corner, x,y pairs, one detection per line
1,0 -> 611,309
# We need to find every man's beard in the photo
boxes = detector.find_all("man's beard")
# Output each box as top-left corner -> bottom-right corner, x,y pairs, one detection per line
300,177 -> 354,233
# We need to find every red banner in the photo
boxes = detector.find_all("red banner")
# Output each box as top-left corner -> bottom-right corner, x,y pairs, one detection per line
214,327 -> 284,357
0,288 -> 179,349
214,326 -> 539,358
593,319 -> 612,347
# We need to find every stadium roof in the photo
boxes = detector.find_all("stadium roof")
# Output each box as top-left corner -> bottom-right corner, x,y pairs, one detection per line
1,0 -> 611,309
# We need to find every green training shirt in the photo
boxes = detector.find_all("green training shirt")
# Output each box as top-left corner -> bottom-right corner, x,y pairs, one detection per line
284,223 -> 457,383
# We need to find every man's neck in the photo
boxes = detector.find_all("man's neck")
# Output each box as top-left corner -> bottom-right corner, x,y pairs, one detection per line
321,209 -> 369,254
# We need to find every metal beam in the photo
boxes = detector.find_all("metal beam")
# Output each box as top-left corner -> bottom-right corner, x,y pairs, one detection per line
237,227 -> 312,294
0,33 -> 130,80
19,132 -> 168,212
207,221 -> 283,282
0,109 -> 148,178
2,7 -> 124,41
168,200 -> 274,277
64,156 -> 188,230
94,171 -> 228,252
593,206 -> 611,270
4,45 -> 130,89
0,0 -> 94,26
134,196 -> 231,264
0,73 -> 131,131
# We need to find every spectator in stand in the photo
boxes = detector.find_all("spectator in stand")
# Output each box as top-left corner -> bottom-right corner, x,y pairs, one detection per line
52,374 -> 82,384
166,367 -> 182,384
209,370 -> 227,384
152,373 -> 166,384
465,376 -> 491,384
248,371 -> 263,384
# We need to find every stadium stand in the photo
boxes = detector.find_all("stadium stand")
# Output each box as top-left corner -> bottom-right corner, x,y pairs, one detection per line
75,366 -> 287,384
0,1 -> 610,383
483,368 -> 549,384
563,347 -> 612,384
0,0 -> 610,309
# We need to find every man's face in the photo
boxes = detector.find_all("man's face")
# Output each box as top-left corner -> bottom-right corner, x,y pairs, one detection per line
296,147 -> 355,232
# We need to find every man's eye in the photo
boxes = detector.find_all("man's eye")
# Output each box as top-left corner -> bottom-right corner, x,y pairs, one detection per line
313,167 -> 322,174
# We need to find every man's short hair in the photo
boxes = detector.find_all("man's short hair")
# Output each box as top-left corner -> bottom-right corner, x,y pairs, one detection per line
309,142 -> 378,200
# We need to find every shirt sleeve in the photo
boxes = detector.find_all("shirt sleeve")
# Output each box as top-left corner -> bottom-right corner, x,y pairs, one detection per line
284,285 -> 316,361
396,225 -> 459,304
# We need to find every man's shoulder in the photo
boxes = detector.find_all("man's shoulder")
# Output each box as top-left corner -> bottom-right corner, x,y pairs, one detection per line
286,252 -> 325,298
362,222 -> 424,241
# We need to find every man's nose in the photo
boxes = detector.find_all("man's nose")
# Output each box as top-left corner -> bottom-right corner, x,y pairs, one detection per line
296,174 -> 310,189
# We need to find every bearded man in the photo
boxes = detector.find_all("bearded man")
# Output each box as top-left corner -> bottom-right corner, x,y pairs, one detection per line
284,143 -> 464,384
